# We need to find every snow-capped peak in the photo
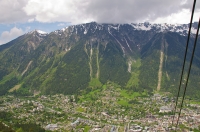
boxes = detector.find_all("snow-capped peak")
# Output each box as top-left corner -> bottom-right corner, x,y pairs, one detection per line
130,22 -> 197,36
50,22 -> 198,37
36,30 -> 48,34
27,30 -> 48,35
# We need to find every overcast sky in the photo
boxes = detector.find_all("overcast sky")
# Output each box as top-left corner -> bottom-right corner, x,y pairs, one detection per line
0,0 -> 199,45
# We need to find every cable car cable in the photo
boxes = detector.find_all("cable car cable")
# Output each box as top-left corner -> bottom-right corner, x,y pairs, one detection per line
171,0 -> 196,126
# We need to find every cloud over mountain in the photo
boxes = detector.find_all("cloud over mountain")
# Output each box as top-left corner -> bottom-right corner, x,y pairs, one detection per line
0,27 -> 24,45
0,0 -> 199,24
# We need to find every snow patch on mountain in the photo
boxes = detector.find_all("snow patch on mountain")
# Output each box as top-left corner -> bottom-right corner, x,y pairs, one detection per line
54,22 -> 198,37
191,27 -> 197,34
130,22 -> 196,36
61,27 -> 68,32
36,30 -> 47,34
27,30 -> 48,37
110,25 -> 119,30
84,29 -> 87,34
131,23 -> 151,31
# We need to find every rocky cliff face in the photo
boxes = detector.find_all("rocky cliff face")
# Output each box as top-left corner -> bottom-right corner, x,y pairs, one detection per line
0,22 -> 199,97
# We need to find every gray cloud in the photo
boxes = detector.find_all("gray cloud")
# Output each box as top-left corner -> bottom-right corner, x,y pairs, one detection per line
0,0 -> 199,24
0,0 -> 199,44
84,0 -> 199,23
0,0 -> 33,24
181,0 -> 200,10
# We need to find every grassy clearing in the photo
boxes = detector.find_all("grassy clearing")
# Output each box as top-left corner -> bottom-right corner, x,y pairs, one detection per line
102,85 -> 107,89
76,125 -> 90,132
117,99 -> 129,106
120,90 -> 141,99
84,126 -> 90,132
126,71 -> 140,88
8,84 -> 21,92
190,101 -> 200,105
132,59 -> 141,69
79,88 -> 101,102
89,78 -> 102,88
76,107 -> 85,112
126,59 -> 141,88
118,89 -> 147,106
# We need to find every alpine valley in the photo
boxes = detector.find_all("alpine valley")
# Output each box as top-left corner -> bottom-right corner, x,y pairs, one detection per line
0,22 -> 200,98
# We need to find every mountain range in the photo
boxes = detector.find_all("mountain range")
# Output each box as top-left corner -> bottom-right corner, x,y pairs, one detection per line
0,22 -> 199,98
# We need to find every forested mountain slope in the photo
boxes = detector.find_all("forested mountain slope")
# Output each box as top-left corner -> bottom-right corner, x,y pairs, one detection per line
0,22 -> 199,98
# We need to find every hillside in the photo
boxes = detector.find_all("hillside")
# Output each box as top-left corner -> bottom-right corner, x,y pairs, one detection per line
0,22 -> 199,98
